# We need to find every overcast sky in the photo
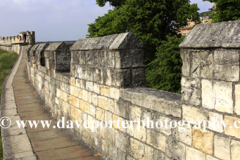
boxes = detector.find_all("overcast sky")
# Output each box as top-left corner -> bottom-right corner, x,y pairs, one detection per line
0,0 -> 214,42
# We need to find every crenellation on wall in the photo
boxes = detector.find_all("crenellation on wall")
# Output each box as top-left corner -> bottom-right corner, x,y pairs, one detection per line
24,22 -> 240,160
0,31 -> 35,54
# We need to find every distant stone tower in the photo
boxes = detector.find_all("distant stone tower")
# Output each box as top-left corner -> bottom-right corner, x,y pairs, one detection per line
19,31 -> 35,45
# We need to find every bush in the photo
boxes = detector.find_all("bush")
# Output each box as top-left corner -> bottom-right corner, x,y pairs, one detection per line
146,35 -> 184,93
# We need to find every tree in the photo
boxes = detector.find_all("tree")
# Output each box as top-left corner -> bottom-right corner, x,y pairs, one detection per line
146,35 -> 184,93
203,0 -> 240,22
88,0 -> 200,64
96,0 -> 125,7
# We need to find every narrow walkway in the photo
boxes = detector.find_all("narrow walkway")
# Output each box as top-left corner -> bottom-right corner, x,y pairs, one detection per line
12,46 -> 101,160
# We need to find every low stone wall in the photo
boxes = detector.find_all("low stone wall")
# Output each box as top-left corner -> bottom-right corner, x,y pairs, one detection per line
26,21 -> 240,160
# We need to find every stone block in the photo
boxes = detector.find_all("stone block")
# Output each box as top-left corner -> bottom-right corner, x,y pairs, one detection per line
70,77 -> 76,86
70,86 -> 79,97
89,104 -> 96,117
192,128 -> 214,154
130,138 -> 145,159
98,96 -> 108,110
78,88 -> 83,99
115,130 -> 130,151
231,140 -> 240,160
132,68 -> 146,87
96,107 -> 105,121
94,83 -> 100,94
108,99 -> 115,112
166,139 -> 186,160
182,105 -> 208,124
202,79 -> 214,109
82,90 -> 88,101
208,112 -> 223,133
224,115 -> 240,139
180,49 -> 190,77
129,105 -> 141,121
110,87 -> 120,100
100,85 -> 110,97
94,68 -> 103,84
67,95 -> 76,106
214,135 -> 230,160
213,49 -> 239,81
112,114 -> 125,132
112,69 -> 131,87
105,111 -> 113,123
172,124 -> 192,146
109,32 -> 143,50
79,100 -> 90,112
91,93 -> 98,106
127,123 -> 146,142
235,84 -> 240,115
88,92 -> 92,103
181,77 -> 201,89
86,81 -> 93,92
202,80 -> 233,113
146,130 -> 166,152
182,87 -> 201,106
186,147 -> 205,160
214,81 -> 233,113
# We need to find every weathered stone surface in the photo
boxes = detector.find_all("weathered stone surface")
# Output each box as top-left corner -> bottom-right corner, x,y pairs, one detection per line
120,88 -> 181,118
208,112 -> 223,133
202,79 -> 214,109
235,84 -> 240,115
202,80 -> 233,113
213,49 -> 239,81
224,115 -> 240,138
180,49 -> 191,77
231,140 -> 240,160
192,128 -> 214,154
172,124 -> 192,146
206,155 -> 219,160
146,130 -> 166,152
71,34 -> 118,50
214,135 -> 230,160
180,21 -> 240,48
109,32 -> 143,50
166,139 -> 186,160
130,138 -> 145,159
186,147 -> 205,160
182,105 -> 208,124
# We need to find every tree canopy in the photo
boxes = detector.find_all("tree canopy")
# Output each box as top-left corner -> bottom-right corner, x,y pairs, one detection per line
146,35 -> 184,93
203,0 -> 240,22
96,0 -> 125,7
88,0 -> 200,64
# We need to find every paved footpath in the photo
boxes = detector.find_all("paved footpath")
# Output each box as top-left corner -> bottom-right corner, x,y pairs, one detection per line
11,46 -> 102,160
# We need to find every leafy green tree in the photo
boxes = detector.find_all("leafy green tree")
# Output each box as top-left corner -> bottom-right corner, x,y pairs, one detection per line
89,0 -> 200,63
146,35 -> 184,93
203,0 -> 240,22
96,0 -> 125,7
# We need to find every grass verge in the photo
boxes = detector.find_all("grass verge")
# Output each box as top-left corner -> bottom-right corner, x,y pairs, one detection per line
0,49 -> 18,159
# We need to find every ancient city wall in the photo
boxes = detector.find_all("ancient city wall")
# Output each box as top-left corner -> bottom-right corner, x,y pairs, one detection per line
24,20 -> 240,160
0,31 -> 35,54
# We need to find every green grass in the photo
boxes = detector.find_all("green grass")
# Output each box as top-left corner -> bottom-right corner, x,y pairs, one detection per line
0,49 -> 18,159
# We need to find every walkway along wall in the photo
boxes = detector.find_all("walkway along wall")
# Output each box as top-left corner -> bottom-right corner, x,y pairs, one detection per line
26,21 -> 240,160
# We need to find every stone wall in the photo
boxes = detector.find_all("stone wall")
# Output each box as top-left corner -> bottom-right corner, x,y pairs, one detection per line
26,21 -> 240,160
0,31 -> 35,54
